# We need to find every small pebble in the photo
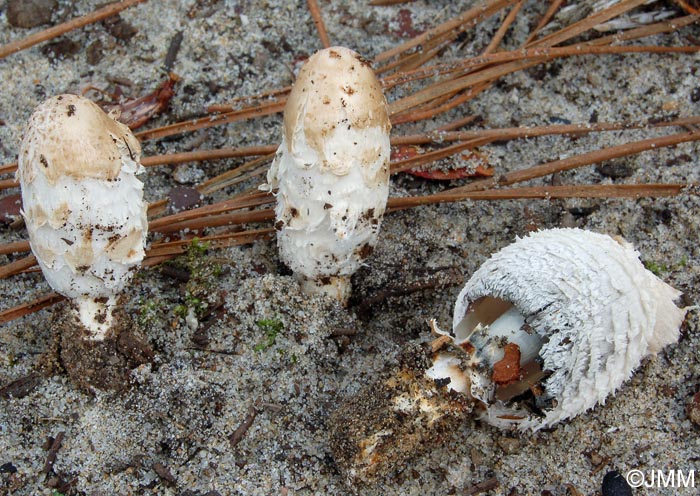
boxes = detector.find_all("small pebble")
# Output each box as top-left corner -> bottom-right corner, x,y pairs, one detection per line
41,38 -> 80,61
7,0 -> 57,29
596,162 -> 635,179
497,437 -> 520,454
86,40 -> 105,66
687,392 -> 700,426
602,471 -> 632,496
173,164 -> 206,184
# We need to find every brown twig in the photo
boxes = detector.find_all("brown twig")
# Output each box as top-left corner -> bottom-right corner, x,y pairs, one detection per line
0,0 -> 147,59
524,0 -> 566,45
465,477 -> 500,495
0,292 -> 64,325
387,45 -> 700,115
135,99 -> 286,141
375,0 -> 517,63
446,129 -> 700,194
390,140 -> 481,174
388,184 -> 691,210
391,116 -> 700,146
147,154 -> 273,218
583,14 -> 700,47
229,404 -> 259,448
0,255 -> 36,279
146,228 -> 274,258
43,431 -> 66,475
0,374 -> 41,399
528,0 -> 648,48
207,87 -> 291,113
307,0 -> 332,48
149,191 -> 273,232
483,0 -> 525,55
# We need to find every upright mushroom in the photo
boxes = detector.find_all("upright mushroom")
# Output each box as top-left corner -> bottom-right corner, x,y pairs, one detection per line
263,46 -> 391,304
18,94 -> 148,340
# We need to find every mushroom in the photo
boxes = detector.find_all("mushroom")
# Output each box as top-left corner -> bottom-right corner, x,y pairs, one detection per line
17,94 -> 148,340
330,228 -> 689,483
263,46 -> 391,304
428,228 -> 688,430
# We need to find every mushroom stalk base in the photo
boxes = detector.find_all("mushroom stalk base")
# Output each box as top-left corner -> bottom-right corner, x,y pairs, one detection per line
297,274 -> 351,306
75,296 -> 117,340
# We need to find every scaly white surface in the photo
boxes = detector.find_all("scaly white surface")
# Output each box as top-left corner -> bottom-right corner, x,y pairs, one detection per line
18,97 -> 147,339
450,228 -> 688,429
267,124 -> 390,282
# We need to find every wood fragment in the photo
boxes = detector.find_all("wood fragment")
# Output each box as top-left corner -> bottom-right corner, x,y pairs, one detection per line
163,31 -> 184,72
465,477 -> 500,495
451,129 -> 700,194
0,374 -> 41,399
389,184 -> 691,211
374,0 -> 517,63
584,14 -> 700,47
207,86 -> 291,113
0,0 -> 147,59
229,405 -> 258,448
43,431 -> 65,475
307,0 -> 331,48
135,100 -> 286,141
153,462 -> 177,484
528,0 -> 648,48
524,0 -> 565,45
387,45 -> 700,115
149,191 -> 273,232
390,141 -> 479,174
0,292 -> 64,325
0,240 -> 31,256
0,255 -> 37,280
483,0 -> 525,55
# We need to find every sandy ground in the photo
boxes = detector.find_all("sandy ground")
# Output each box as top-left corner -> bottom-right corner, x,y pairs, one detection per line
1,1 -> 699,495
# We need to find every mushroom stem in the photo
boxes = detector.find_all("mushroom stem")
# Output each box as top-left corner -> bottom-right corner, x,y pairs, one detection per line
75,295 -> 117,341
297,274 -> 351,306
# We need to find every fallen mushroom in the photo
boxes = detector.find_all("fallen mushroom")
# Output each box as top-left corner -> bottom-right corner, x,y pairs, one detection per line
17,94 -> 148,340
330,228 -> 689,483
262,46 -> 391,304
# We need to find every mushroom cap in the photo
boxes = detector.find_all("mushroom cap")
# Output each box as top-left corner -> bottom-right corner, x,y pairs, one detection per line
283,46 -> 390,159
18,94 -> 141,185
434,228 -> 688,429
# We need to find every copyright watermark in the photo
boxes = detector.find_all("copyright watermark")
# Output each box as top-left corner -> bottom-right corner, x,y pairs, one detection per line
626,469 -> 695,489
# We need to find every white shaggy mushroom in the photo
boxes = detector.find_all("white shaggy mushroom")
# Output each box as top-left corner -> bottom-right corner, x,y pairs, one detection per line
428,228 -> 689,430
17,94 -> 148,340
263,46 -> 391,304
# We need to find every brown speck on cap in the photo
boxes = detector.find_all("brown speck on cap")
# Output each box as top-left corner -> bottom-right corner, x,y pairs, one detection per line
283,47 -> 390,156
18,94 -> 142,185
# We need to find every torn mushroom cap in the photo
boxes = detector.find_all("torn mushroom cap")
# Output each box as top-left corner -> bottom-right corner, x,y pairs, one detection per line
428,228 -> 688,430
283,46 -> 390,178
18,94 -> 141,186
